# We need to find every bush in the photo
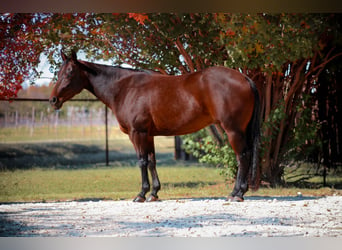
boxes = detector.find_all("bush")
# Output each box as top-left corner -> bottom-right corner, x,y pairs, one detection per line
181,128 -> 238,183
282,94 -> 322,166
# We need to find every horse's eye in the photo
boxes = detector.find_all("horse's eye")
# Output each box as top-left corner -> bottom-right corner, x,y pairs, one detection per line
67,69 -> 73,77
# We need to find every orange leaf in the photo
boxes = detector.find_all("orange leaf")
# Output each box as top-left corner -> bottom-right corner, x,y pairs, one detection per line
128,13 -> 149,25
255,43 -> 264,54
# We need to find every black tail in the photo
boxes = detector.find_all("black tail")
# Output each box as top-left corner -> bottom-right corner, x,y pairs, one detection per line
245,77 -> 261,191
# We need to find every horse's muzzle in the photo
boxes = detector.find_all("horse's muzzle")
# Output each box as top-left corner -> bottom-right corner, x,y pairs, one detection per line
49,96 -> 61,110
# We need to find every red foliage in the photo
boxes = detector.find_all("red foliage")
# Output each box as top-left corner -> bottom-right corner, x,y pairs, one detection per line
0,13 -> 46,99
128,13 -> 149,25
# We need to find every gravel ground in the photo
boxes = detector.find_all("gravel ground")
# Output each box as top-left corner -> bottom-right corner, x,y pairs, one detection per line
0,195 -> 341,237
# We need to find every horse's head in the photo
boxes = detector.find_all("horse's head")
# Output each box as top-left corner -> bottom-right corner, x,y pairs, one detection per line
49,50 -> 88,110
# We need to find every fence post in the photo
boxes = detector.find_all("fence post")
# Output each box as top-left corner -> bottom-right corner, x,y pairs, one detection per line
105,105 -> 109,166
30,106 -> 35,136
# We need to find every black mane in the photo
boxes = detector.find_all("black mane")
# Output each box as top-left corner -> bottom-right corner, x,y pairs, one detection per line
79,60 -> 159,76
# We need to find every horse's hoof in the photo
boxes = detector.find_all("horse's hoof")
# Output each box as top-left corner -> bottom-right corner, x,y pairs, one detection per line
226,196 -> 244,202
133,196 -> 146,202
233,196 -> 244,202
146,195 -> 159,202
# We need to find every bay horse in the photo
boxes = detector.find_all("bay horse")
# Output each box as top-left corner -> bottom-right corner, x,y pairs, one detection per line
50,51 -> 260,202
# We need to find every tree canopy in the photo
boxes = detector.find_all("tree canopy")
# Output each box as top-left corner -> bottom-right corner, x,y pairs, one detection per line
1,13 -> 340,95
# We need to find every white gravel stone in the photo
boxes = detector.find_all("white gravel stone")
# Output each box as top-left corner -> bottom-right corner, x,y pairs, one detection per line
0,196 -> 341,237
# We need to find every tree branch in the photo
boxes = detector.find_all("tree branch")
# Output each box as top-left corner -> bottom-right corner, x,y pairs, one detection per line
175,37 -> 195,73
285,59 -> 308,107
155,67 -> 168,75
264,74 -> 272,122
312,51 -> 342,75
194,56 -> 204,70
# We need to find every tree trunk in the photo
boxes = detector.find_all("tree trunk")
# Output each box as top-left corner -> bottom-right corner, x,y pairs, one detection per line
261,74 -> 272,177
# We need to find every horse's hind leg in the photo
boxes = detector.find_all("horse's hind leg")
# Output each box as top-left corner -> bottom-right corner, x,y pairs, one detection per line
224,128 -> 251,202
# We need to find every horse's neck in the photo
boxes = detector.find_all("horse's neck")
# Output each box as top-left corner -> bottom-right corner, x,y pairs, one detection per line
85,64 -> 129,108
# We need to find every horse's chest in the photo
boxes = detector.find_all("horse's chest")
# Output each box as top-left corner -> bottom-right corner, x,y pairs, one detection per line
116,106 -> 151,134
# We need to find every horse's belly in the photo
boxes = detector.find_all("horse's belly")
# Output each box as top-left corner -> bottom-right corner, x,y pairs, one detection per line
151,114 -> 213,136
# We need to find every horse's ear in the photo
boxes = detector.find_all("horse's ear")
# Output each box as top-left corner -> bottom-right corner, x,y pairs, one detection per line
61,50 -> 68,61
71,50 -> 77,62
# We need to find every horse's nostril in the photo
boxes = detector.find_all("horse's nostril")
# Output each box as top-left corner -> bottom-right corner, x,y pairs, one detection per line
50,96 -> 57,104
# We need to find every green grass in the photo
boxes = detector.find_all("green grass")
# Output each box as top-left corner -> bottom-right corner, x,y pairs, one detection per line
0,125 -> 174,170
0,165 -> 341,203
284,163 -> 342,189
0,125 -> 175,152
0,166 -> 227,202
1,125 -> 133,144
0,125 -> 341,203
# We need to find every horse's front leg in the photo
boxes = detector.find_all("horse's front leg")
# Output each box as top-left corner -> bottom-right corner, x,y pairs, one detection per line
130,131 -> 160,202
133,157 -> 150,202
147,151 -> 160,202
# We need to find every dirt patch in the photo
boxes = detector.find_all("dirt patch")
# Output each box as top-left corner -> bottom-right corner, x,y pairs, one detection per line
0,196 -> 341,237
